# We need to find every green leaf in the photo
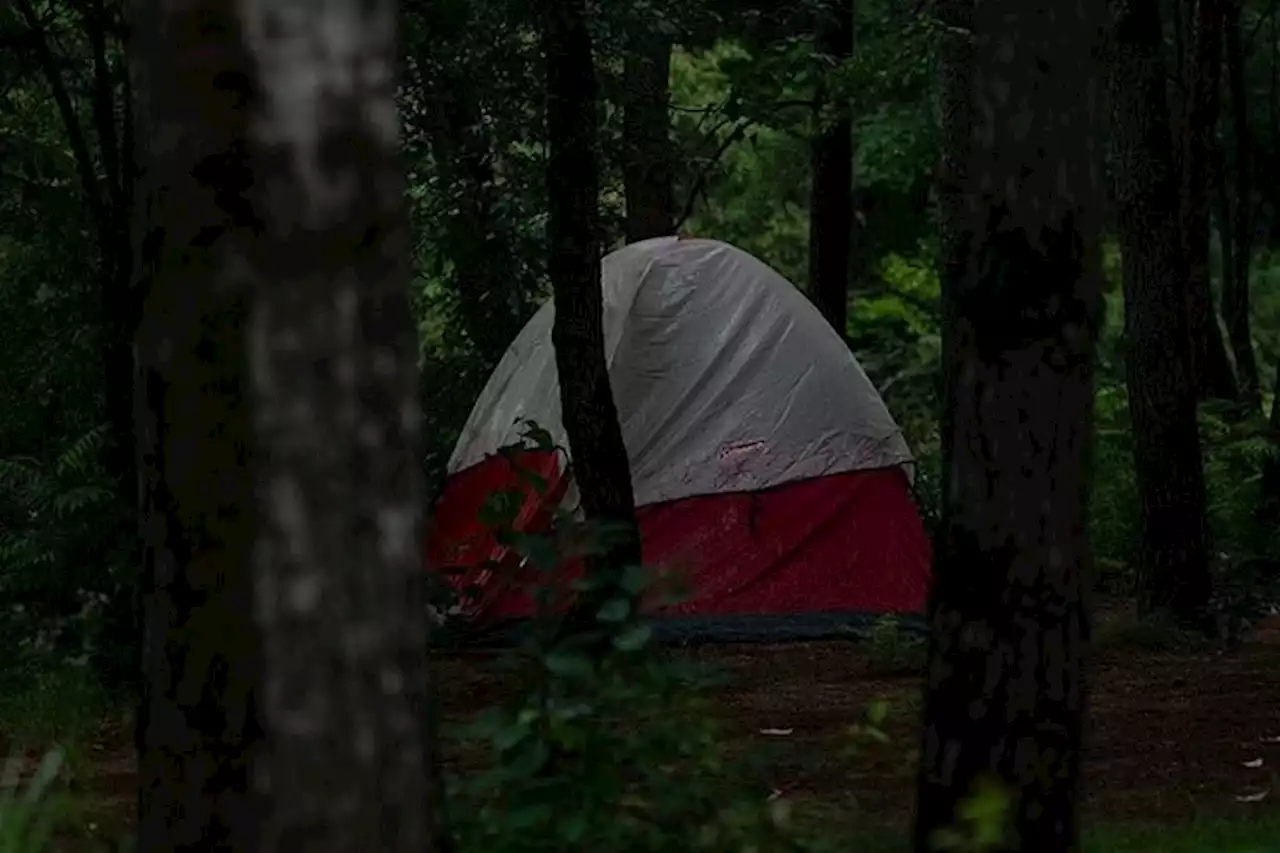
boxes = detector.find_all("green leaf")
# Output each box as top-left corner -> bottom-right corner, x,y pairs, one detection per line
544,649 -> 594,678
493,722 -> 530,753
596,598 -> 631,623
506,738 -> 551,777
612,623 -> 652,652
619,564 -> 652,594
560,812 -> 589,844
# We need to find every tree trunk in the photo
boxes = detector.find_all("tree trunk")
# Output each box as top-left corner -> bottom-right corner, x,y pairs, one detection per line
1109,0 -> 1214,627
1221,0 -> 1261,406
89,0 -> 141,517
132,2 -> 441,850
1179,0 -> 1240,400
807,0 -> 856,339
1266,362 -> 1280,512
913,0 -> 1104,851
541,0 -> 642,578
130,3 -> 261,845
622,27 -> 676,243
1214,142 -> 1234,343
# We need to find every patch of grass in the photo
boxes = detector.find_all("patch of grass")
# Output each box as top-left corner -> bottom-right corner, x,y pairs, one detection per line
862,615 -> 929,676
1093,616 -> 1215,655
0,749 -> 74,853
0,662 -> 115,752
1088,816 -> 1280,852
821,816 -> 1280,853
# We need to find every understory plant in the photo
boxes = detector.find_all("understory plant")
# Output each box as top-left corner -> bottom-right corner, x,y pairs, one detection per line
442,423 -> 803,852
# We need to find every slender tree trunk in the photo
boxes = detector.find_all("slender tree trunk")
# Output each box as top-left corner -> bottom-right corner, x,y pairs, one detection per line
1179,0 -> 1240,400
1272,9 -> 1280,244
438,95 -> 526,365
132,2 -> 441,850
932,0 -> 971,486
622,27 -> 676,243
807,0 -> 856,338
1267,362 -> 1280,511
16,0 -> 139,511
541,0 -> 642,576
913,0 -> 1104,851
1214,142 -> 1234,334
1109,0 -> 1214,626
88,0 -> 141,513
1222,0 -> 1261,406
415,3 -> 529,368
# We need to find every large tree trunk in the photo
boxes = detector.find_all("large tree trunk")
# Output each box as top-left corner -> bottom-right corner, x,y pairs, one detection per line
132,2 -> 441,850
1221,0 -> 1261,406
130,3 -> 261,845
1178,0 -> 1240,400
807,0 -> 856,338
622,27 -> 676,243
912,0 -> 1104,850
1109,0 -> 1214,626
541,0 -> 642,580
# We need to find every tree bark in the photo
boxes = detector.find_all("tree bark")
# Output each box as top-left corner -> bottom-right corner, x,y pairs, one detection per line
1221,0 -> 1261,406
1214,143 -> 1234,342
1178,0 -> 1240,400
541,1 -> 642,576
913,0 -> 1104,850
1267,362 -> 1280,512
622,26 -> 677,243
807,0 -> 856,339
130,2 -> 262,846
1109,0 -> 1214,626
132,1 -> 441,850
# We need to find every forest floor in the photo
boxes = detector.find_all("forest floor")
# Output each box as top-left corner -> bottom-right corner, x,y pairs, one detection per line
430,610 -> 1280,834
15,607 -> 1280,849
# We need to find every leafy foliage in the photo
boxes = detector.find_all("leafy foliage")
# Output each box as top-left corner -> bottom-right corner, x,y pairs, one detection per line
442,429 -> 808,853
0,426 -> 130,674
0,750 -> 69,853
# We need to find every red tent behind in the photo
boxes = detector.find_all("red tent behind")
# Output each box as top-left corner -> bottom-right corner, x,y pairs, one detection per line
427,449 -> 931,632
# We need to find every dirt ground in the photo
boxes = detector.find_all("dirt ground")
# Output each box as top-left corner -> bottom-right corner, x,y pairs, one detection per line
429,612 -> 1280,830
62,614 -> 1280,844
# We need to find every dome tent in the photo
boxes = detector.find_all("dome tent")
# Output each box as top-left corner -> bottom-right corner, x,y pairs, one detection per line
427,237 -> 932,642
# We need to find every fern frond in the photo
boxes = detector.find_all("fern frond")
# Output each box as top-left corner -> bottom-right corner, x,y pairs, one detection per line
54,424 -> 109,480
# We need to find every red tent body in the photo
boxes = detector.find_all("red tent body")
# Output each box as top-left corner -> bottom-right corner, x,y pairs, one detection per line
427,451 -> 931,636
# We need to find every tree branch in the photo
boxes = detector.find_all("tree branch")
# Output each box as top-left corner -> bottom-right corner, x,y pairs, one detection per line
674,117 -> 754,230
